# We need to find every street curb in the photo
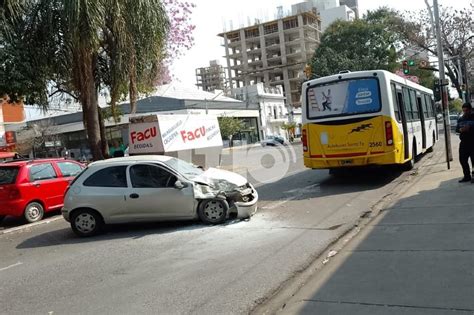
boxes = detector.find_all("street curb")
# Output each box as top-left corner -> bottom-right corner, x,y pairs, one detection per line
0,216 -> 63,236
251,146 -> 445,315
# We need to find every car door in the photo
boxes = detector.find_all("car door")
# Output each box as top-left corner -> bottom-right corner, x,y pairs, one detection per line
81,165 -> 129,222
28,163 -> 63,210
126,163 -> 196,220
55,161 -> 85,204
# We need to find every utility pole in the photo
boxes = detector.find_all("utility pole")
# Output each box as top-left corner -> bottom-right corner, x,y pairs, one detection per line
433,0 -> 453,169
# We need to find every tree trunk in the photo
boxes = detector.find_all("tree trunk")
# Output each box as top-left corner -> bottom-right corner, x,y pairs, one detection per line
129,55 -> 138,114
98,106 -> 109,158
81,57 -> 104,161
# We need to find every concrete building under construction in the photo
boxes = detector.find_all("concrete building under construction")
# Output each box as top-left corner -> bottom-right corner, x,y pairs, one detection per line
195,60 -> 227,93
218,4 -> 321,108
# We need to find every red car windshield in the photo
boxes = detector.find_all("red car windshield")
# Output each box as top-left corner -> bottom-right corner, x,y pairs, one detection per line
0,166 -> 20,185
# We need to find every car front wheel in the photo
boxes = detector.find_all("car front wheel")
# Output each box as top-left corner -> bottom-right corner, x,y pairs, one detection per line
24,202 -> 44,223
71,209 -> 104,237
198,199 -> 228,225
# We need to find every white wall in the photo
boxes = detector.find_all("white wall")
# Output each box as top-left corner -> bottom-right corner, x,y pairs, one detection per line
320,5 -> 355,32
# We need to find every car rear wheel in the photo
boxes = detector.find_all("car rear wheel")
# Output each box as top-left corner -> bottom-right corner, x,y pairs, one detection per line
24,202 -> 44,223
198,199 -> 228,225
71,209 -> 104,237
0,215 -> 5,223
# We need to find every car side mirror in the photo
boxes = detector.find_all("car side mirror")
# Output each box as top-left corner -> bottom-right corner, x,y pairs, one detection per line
174,180 -> 188,190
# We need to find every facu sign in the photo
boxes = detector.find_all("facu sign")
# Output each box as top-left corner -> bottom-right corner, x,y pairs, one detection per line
130,126 -> 157,144
180,126 -> 206,143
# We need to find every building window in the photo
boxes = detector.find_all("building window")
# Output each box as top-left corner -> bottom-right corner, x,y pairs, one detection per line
283,18 -> 298,30
264,23 -> 279,35
245,28 -> 259,38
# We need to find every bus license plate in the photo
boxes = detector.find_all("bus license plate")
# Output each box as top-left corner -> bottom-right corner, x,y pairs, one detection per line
340,160 -> 353,166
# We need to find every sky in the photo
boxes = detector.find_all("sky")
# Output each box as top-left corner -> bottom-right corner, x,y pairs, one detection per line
24,0 -> 472,121
170,0 -> 472,87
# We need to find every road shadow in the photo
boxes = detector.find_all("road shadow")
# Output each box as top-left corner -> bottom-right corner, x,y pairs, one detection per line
293,175 -> 474,314
16,218 -> 249,249
0,210 -> 61,230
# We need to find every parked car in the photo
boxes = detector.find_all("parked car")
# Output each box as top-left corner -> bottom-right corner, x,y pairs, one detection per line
62,156 -> 258,237
261,135 -> 285,146
0,158 -> 85,223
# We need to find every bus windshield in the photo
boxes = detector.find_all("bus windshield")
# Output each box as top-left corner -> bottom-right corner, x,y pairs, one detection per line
306,77 -> 381,120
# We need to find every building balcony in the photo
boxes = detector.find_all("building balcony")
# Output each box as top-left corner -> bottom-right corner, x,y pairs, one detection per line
265,43 -> 281,51
264,32 -> 280,39
267,54 -> 282,62
247,48 -> 262,55
267,114 -> 288,123
248,59 -> 263,66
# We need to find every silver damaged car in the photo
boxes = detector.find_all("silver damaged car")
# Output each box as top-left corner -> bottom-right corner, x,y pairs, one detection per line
62,156 -> 258,237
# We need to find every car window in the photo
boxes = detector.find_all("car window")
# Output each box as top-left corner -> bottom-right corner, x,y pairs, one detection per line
57,162 -> 83,177
130,164 -> 177,188
29,163 -> 57,181
0,167 -> 19,185
83,166 -> 128,188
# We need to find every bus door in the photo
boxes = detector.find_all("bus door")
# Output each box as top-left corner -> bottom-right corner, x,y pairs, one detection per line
416,93 -> 427,150
395,85 -> 410,160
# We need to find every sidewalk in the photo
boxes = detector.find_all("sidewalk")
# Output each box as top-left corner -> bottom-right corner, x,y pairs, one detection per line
272,136 -> 474,314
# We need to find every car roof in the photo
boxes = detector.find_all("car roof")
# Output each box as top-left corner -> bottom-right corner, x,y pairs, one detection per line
88,155 -> 173,168
1,158 -> 75,167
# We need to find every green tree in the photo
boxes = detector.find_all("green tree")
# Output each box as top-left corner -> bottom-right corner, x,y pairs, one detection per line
280,122 -> 297,140
0,0 -> 169,160
395,4 -> 473,99
449,98 -> 463,113
311,8 -> 401,77
218,116 -> 243,147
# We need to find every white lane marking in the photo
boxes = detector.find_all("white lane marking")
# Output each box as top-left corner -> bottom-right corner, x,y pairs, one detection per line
0,216 -> 63,236
0,262 -> 23,272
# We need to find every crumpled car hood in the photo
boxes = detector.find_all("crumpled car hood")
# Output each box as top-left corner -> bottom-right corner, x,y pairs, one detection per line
193,168 -> 247,190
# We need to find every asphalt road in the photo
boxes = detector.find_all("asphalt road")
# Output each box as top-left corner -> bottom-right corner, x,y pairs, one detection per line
0,143 -> 430,314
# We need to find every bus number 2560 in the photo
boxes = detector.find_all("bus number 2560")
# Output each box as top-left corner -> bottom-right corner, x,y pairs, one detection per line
369,142 -> 383,148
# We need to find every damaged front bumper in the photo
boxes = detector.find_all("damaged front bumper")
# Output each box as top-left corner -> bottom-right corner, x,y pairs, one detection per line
193,181 -> 258,220
227,183 -> 258,219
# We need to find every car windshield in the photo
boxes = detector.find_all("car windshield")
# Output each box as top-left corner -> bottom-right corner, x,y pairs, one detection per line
163,158 -> 204,179
0,166 -> 19,185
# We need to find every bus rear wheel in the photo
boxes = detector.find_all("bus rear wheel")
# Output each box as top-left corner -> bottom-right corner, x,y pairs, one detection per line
402,143 -> 416,171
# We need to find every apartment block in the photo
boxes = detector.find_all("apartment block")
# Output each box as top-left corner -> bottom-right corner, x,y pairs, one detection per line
218,9 -> 321,108
339,0 -> 359,18
195,60 -> 227,92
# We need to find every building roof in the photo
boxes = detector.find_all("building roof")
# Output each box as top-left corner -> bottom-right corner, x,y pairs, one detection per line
153,83 -> 238,103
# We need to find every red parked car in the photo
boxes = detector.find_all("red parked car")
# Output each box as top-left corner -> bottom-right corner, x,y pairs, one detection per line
0,158 -> 85,223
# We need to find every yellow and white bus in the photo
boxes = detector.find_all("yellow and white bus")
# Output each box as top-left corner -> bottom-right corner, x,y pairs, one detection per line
302,70 -> 438,170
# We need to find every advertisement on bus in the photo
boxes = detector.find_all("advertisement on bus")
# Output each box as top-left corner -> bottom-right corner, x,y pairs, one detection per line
307,78 -> 381,119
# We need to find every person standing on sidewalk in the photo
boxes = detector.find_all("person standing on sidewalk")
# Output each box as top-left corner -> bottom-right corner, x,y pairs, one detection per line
455,103 -> 474,183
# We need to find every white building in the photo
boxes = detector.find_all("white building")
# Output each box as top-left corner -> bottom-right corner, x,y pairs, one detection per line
319,5 -> 355,31
231,83 -> 290,140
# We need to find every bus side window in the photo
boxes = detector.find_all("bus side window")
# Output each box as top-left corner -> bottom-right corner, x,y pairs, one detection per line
409,89 -> 419,120
402,87 -> 413,121
418,95 -> 428,119
425,94 -> 434,118
390,83 -> 401,122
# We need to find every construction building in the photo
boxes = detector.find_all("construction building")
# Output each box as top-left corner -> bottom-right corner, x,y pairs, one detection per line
218,4 -> 321,108
195,60 -> 227,92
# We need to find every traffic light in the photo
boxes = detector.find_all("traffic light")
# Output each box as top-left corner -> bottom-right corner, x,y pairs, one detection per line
408,60 -> 415,67
402,60 -> 410,75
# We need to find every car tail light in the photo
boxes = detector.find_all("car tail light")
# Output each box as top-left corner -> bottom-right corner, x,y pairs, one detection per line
385,121 -> 393,146
302,129 -> 308,152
